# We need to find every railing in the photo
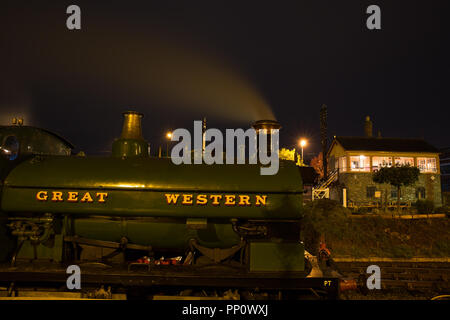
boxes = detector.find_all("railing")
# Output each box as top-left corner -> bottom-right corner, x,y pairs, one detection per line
347,201 -> 412,212
312,169 -> 339,200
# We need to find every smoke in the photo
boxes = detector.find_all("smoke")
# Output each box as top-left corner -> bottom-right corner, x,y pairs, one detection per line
93,30 -> 277,123
2,6 -> 276,125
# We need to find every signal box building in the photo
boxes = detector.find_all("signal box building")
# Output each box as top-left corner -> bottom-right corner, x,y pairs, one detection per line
326,117 -> 442,209
439,147 -> 450,205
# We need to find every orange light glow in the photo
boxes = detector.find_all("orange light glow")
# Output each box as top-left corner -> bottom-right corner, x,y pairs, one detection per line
299,139 -> 307,148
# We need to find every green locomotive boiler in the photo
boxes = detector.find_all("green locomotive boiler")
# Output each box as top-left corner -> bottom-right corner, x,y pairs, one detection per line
0,112 -> 306,275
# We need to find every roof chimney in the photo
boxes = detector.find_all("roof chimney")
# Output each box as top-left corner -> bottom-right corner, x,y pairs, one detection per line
364,116 -> 373,137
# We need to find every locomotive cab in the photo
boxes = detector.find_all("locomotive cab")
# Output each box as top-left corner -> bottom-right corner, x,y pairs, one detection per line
0,123 -> 73,179
0,123 -> 73,262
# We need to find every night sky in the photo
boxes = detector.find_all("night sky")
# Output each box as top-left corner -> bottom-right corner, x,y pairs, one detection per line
0,1 -> 448,160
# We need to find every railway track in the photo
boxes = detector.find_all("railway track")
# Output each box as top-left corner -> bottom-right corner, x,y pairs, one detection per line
0,262 -> 340,300
334,261 -> 450,292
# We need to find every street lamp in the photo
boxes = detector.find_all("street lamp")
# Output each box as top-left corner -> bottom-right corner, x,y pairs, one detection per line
166,131 -> 172,157
299,139 -> 307,163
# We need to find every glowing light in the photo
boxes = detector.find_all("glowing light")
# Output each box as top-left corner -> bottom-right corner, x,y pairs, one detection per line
299,139 -> 307,163
299,139 -> 307,148
166,132 -> 172,139
116,183 -> 146,189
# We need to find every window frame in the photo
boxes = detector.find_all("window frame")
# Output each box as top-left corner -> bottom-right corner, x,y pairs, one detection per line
416,187 -> 426,199
417,157 -> 437,173
366,186 -> 376,198
349,155 -> 370,172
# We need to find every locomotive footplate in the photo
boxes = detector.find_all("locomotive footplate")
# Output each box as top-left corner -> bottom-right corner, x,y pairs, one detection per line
0,262 -> 339,298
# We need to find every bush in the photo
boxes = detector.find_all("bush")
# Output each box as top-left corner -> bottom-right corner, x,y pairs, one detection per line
301,199 -> 351,254
307,199 -> 343,213
434,206 -> 450,214
414,200 -> 435,214
356,207 -> 369,215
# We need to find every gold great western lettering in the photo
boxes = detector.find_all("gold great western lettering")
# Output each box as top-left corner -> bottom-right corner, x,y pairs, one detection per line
164,193 -> 267,206
36,191 -> 108,203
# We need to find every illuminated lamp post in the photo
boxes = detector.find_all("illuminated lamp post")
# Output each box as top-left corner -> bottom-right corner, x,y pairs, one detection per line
299,139 -> 307,164
166,131 -> 172,157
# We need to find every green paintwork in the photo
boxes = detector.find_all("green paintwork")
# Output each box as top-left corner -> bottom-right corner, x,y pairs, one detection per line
2,188 -> 302,219
2,157 -> 303,219
4,156 -> 303,192
71,218 -> 241,250
249,241 -> 305,272
1,129 -> 305,266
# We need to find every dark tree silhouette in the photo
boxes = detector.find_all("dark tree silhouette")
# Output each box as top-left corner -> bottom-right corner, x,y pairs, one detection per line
372,164 -> 420,214
311,152 -> 324,179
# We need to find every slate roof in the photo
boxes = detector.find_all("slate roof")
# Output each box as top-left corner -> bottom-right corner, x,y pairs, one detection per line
334,136 -> 439,153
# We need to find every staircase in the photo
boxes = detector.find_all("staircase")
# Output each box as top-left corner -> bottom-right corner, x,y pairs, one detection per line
312,169 -> 339,200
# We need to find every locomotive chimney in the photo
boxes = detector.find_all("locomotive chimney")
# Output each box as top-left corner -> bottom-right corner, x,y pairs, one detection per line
120,111 -> 144,140
112,111 -> 149,158
252,119 -> 281,156
364,116 -> 373,137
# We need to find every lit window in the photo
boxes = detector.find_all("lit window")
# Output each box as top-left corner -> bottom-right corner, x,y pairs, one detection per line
372,156 -> 392,171
350,155 -> 369,172
339,156 -> 347,172
394,157 -> 414,166
417,157 -> 437,173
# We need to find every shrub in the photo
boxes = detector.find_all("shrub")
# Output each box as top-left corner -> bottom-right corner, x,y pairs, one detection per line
308,199 -> 343,212
414,200 -> 435,214
356,207 -> 369,215
301,199 -> 351,254
434,206 -> 450,214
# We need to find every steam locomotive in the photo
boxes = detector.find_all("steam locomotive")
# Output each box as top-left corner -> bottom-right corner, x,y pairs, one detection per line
0,112 -> 343,299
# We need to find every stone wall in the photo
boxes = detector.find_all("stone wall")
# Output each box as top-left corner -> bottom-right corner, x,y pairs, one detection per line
329,172 -> 442,208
